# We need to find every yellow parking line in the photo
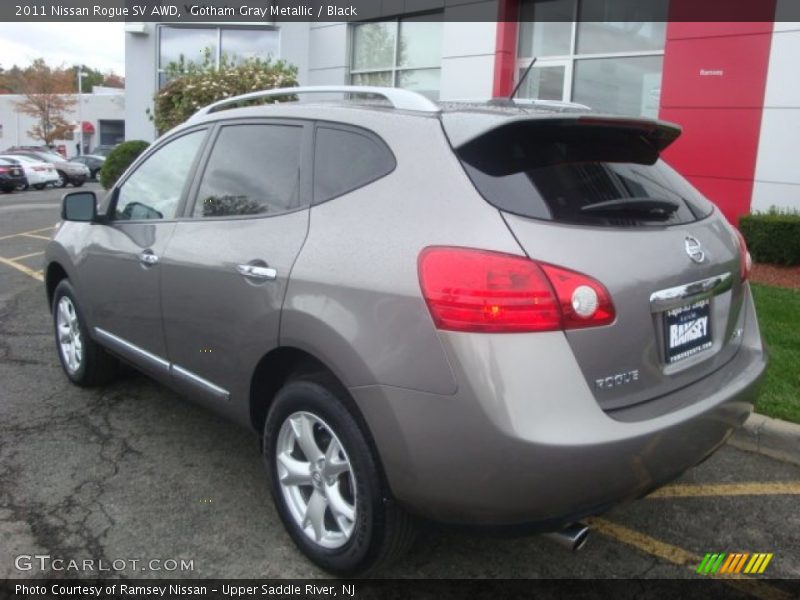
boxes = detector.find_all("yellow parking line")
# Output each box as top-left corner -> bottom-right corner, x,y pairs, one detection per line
590,518 -> 791,600
647,482 -> 800,499
0,255 -> 44,282
8,251 -> 44,261
21,233 -> 51,241
0,226 -> 54,241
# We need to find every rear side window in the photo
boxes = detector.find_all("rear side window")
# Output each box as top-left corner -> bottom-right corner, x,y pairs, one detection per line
194,124 -> 302,218
457,120 -> 714,227
313,126 -> 395,204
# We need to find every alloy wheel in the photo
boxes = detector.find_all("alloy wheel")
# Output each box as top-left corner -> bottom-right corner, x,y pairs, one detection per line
276,411 -> 357,549
56,296 -> 83,374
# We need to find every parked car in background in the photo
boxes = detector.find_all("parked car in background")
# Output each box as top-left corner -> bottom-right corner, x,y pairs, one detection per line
44,86 -> 765,575
0,158 -> 27,192
69,155 -> 105,180
0,154 -> 59,190
90,144 -> 118,158
7,150 -> 88,187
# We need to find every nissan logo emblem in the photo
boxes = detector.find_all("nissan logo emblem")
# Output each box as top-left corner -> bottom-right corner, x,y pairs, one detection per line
685,236 -> 705,264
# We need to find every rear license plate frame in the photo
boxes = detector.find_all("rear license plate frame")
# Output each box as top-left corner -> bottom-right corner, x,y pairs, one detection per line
663,298 -> 712,364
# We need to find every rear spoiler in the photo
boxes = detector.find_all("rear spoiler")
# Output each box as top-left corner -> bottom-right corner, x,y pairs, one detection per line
451,115 -> 683,175
443,113 -> 682,153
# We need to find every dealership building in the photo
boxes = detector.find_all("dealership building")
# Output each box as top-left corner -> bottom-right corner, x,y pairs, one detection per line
125,0 -> 800,222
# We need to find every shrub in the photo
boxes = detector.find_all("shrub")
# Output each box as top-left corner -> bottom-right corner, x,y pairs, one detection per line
99,140 -> 150,190
739,208 -> 800,266
149,50 -> 298,134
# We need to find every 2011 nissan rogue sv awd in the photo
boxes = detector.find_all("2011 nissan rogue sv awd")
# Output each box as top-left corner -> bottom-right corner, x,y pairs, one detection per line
45,86 -> 766,574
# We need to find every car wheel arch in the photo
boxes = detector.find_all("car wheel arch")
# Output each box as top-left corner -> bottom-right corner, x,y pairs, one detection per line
45,262 -> 69,307
249,346 -> 393,494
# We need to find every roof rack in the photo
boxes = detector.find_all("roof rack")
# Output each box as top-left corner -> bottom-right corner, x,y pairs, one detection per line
189,85 -> 440,121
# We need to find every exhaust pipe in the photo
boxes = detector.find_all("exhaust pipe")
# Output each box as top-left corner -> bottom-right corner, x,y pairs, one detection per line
542,522 -> 590,551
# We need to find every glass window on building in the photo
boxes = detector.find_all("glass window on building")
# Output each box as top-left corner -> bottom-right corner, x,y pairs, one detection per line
158,26 -> 279,88
516,0 -> 668,118
350,17 -> 443,99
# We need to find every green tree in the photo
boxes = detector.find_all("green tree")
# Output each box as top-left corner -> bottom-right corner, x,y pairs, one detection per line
149,50 -> 298,134
70,65 -> 105,93
100,140 -> 150,190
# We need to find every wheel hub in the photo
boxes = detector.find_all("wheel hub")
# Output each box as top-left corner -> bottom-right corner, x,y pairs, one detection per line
275,411 -> 357,549
56,296 -> 83,374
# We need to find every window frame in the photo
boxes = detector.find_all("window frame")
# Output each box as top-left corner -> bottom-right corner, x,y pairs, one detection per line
515,1 -> 665,109
106,126 -> 211,224
311,121 -> 397,206
156,24 -> 281,90
182,117 -> 314,222
348,16 -> 444,96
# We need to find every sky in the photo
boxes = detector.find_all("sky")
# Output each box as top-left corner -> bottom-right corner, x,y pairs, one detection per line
0,23 -> 125,75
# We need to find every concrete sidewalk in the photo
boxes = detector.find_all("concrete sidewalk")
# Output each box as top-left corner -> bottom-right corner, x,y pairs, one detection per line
730,412 -> 800,466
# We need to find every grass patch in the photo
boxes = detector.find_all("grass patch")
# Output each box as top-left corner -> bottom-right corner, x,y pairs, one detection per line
751,283 -> 800,423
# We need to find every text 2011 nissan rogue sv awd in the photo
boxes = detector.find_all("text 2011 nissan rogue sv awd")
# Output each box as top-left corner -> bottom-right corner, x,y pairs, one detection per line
45,86 -> 766,574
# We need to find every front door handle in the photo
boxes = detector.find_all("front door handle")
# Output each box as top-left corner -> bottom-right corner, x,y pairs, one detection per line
139,250 -> 159,266
237,264 -> 277,281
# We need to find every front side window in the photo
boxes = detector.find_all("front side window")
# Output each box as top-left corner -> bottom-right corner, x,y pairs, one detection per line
350,17 -> 442,99
115,130 -> 206,221
193,124 -> 303,218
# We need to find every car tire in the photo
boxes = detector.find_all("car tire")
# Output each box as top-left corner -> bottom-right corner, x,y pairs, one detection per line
72,180 -> 84,187
52,279 -> 117,387
264,376 -> 416,575
20,183 -> 29,191
33,184 -> 46,190
56,171 -> 67,188
91,169 -> 100,180
1,186 -> 14,193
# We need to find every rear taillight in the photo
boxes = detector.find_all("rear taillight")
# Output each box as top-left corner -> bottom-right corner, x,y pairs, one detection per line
538,263 -> 615,329
418,247 -> 614,333
0,167 -> 9,174
735,230 -> 752,281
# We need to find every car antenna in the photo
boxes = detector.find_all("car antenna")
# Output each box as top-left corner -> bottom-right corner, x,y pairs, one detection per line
489,57 -> 536,106
510,57 -> 537,101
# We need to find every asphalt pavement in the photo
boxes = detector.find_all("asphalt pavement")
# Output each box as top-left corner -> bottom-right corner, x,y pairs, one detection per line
0,185 -> 799,591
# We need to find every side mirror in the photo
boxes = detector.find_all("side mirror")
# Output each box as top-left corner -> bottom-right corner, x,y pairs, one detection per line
62,191 -> 97,222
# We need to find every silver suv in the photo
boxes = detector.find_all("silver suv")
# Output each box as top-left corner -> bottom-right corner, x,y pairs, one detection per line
45,86 -> 766,574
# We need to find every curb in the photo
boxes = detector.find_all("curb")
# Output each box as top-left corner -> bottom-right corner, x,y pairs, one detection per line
729,413 -> 800,467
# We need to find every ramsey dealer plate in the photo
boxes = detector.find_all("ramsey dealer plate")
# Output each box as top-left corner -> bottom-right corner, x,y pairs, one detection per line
664,298 -> 712,364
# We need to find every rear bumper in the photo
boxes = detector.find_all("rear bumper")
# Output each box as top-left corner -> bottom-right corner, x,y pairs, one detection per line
352,286 -> 766,526
0,175 -> 26,188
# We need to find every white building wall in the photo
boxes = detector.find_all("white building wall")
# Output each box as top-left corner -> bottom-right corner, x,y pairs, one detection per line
125,23 -> 159,142
303,20 -> 497,99
0,92 -> 124,155
124,12 -> 501,140
440,21 -> 496,100
752,18 -> 800,213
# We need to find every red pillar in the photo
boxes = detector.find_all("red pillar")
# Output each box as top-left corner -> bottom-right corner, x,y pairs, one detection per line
493,0 -> 519,98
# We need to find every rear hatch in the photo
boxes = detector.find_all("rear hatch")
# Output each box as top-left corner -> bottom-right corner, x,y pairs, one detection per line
446,114 -> 747,414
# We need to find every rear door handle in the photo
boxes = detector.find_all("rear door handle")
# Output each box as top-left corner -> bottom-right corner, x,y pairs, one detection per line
237,264 -> 277,281
139,250 -> 159,266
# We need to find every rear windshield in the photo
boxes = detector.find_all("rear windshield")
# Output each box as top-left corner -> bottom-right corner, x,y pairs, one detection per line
456,120 -> 713,227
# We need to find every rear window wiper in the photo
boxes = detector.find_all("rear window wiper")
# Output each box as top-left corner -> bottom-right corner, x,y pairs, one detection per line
580,197 -> 680,217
